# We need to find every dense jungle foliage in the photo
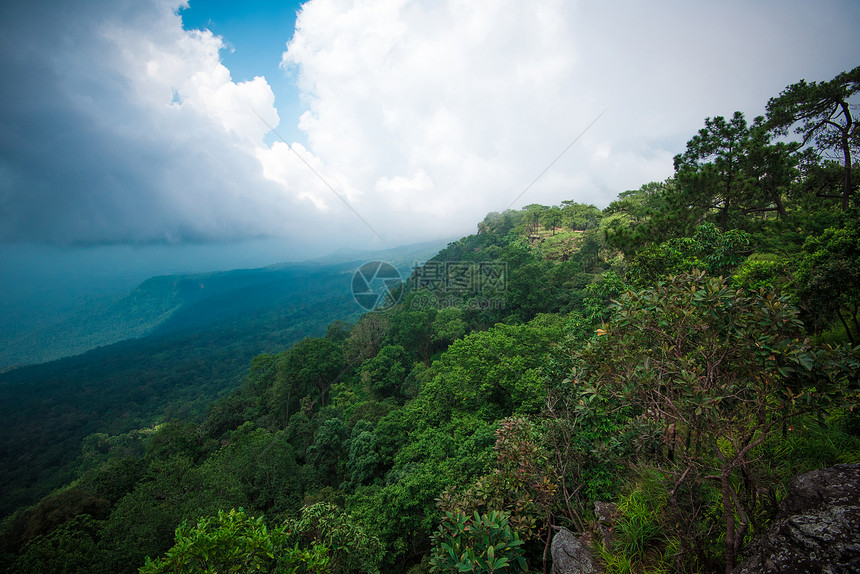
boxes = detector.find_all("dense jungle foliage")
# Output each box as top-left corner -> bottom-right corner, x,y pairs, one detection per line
0,244 -> 441,519
1,68 -> 859,574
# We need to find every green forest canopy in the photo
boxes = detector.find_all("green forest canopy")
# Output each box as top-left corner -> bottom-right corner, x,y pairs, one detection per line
1,67 -> 859,574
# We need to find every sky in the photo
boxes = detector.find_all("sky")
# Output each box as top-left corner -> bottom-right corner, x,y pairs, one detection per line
1,0 -> 859,276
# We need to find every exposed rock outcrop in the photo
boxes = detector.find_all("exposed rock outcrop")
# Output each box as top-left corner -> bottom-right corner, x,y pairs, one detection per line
733,463 -> 860,574
551,527 -> 599,574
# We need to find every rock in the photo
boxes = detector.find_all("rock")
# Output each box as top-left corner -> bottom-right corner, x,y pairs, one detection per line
733,463 -> 860,574
551,527 -> 599,574
593,501 -> 620,550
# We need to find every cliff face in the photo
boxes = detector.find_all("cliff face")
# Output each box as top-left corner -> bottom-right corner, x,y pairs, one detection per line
733,463 -> 860,574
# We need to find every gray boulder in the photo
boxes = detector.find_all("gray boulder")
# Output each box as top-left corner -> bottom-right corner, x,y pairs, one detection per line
733,463 -> 860,574
551,527 -> 599,574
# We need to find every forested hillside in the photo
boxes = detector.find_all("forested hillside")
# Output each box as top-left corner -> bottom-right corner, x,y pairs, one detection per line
1,69 -> 859,574
0,241 -> 444,519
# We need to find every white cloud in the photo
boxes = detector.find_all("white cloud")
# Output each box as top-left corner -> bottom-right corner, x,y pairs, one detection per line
1,0 -> 858,249
280,0 -> 860,244
280,0 -> 597,241
256,141 -> 335,210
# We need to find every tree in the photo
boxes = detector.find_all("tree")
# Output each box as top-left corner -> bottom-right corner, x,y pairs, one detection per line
14,515 -> 109,574
582,272 -> 856,571
344,314 -> 389,367
560,201 -> 602,231
766,66 -> 860,210
199,426 -> 302,517
102,455 -> 213,572
345,421 -> 380,488
360,344 -> 409,400
477,210 -> 524,237
604,182 -> 669,223
521,204 -> 547,235
674,112 -> 754,229
289,503 -> 384,574
603,181 -> 681,253
539,206 -> 562,235
139,508 -> 330,574
742,120 -> 799,218
673,112 -> 803,230
386,309 -> 435,364
437,417 -> 557,569
307,418 -> 349,488
421,318 -> 563,422
274,337 -> 345,417
430,307 -> 467,353
795,218 -> 860,345
628,223 -> 751,287
325,321 -> 351,342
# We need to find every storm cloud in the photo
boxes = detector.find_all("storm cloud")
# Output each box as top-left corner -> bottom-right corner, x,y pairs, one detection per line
0,0 -> 318,245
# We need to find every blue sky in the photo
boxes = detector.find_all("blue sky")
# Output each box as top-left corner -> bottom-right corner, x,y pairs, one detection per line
179,0 -> 306,143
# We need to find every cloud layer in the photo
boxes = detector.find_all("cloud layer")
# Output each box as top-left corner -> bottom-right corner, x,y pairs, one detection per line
0,0 -> 317,245
1,0 -> 858,248
280,0 -> 860,244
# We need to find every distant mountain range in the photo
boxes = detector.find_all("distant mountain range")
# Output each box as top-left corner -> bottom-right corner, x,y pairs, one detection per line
0,239 -> 448,515
0,240 -> 448,370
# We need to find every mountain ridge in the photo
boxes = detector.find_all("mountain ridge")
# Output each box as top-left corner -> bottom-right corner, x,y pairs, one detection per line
0,240 -> 448,370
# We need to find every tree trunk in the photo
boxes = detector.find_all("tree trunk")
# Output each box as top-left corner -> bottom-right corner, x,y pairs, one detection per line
772,191 -> 787,218
837,308 -> 857,346
722,471 -> 737,574
839,101 -> 853,211
284,385 -> 293,424
851,303 -> 860,344
317,382 -> 326,408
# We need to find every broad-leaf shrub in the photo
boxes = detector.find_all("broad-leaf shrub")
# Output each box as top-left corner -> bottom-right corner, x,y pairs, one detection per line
139,508 -> 329,574
430,510 -> 527,573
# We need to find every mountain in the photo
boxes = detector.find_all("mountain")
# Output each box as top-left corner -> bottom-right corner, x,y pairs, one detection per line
0,240 -> 447,516
0,240 -> 450,370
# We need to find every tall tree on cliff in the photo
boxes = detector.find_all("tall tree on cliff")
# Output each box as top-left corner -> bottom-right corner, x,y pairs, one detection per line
766,66 -> 860,211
